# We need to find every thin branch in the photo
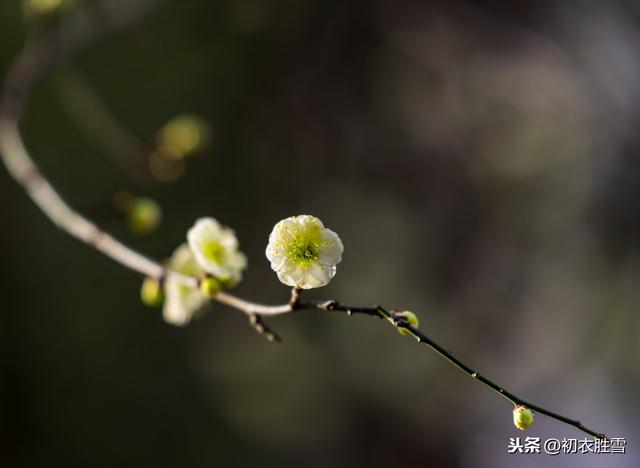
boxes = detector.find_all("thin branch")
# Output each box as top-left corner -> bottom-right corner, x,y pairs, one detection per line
263,296 -> 608,439
0,118 -> 196,289
196,288 -> 611,438
2,0 -> 172,121
0,0 -> 607,442
248,313 -> 282,343
392,311 -> 608,439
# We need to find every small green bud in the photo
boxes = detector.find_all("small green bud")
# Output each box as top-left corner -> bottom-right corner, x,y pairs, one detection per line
126,197 -> 162,235
199,276 -> 222,297
513,405 -> 534,431
140,277 -> 164,307
395,310 -> 419,336
156,114 -> 211,160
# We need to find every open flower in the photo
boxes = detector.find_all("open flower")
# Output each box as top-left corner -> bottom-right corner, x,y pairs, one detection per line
187,217 -> 248,285
163,244 -> 208,326
266,215 -> 343,289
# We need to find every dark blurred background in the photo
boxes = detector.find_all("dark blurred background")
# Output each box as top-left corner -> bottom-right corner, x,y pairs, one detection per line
1,0 -> 638,467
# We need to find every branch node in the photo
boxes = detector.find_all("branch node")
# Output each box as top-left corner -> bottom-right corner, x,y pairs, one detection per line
374,305 -> 387,319
319,300 -> 338,311
388,310 -> 409,328
249,313 -> 282,343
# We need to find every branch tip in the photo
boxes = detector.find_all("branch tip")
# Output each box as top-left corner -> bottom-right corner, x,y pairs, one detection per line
249,313 -> 282,343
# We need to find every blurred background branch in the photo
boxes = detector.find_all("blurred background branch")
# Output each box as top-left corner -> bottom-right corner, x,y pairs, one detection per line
52,66 -> 155,183
3,0 -> 171,119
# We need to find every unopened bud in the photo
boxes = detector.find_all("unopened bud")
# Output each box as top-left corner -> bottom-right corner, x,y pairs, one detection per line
126,197 -> 162,235
513,405 -> 534,431
140,277 -> 164,307
395,310 -> 419,336
199,276 -> 222,297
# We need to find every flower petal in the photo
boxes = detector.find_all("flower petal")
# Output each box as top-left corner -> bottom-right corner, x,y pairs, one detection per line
162,244 -> 208,326
187,217 -> 247,281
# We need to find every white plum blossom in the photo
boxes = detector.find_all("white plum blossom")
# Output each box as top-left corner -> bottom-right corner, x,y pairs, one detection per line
187,217 -> 247,284
265,215 -> 343,289
163,243 -> 208,326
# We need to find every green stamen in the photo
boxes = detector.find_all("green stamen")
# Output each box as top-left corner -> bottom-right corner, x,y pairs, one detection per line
283,222 -> 324,268
203,241 -> 226,264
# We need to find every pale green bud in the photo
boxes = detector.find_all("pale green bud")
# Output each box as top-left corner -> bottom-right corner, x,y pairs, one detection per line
199,276 -> 222,297
395,310 -> 419,336
156,114 -> 211,160
513,405 -> 534,431
126,197 -> 162,235
140,277 -> 164,307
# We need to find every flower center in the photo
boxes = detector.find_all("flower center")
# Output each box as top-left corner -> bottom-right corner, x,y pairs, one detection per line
291,240 -> 319,264
284,225 -> 323,267
203,241 -> 226,265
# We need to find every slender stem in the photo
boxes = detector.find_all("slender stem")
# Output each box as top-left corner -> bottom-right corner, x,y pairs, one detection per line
377,309 -> 608,440
215,291 -> 292,316
0,0 -> 607,442
289,299 -> 607,439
